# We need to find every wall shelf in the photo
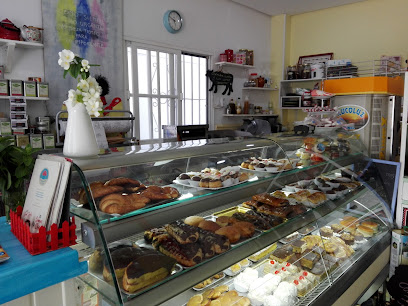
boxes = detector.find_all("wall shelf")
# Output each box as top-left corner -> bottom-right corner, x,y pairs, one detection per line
280,78 -> 323,83
214,62 -> 255,69
0,96 -> 49,100
242,87 -> 278,91
223,114 -> 278,117
0,38 -> 43,72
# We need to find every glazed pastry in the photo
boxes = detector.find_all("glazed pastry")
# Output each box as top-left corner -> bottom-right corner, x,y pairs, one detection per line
165,221 -> 199,244
216,215 -> 235,227
233,221 -> 255,238
320,227 -> 333,238
99,193 -> 150,214
152,234 -> 203,267
252,193 -> 289,207
241,160 -> 251,169
215,226 -> 241,243
256,204 -> 293,218
241,200 -> 261,210
141,186 -> 180,200
288,190 -> 311,203
246,210 -> 284,228
144,227 -> 167,243
360,220 -> 379,233
184,216 -> 205,227
122,253 -> 176,293
239,172 -> 249,182
307,192 -> 327,205
232,211 -> 272,230
356,225 -> 374,237
197,228 -> 230,255
271,190 -> 287,199
197,220 -> 221,232
102,246 -> 156,282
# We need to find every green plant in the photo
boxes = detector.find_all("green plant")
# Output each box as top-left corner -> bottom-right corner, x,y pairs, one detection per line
0,137 -> 37,212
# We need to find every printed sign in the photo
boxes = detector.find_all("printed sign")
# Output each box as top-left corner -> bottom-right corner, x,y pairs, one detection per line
337,105 -> 370,131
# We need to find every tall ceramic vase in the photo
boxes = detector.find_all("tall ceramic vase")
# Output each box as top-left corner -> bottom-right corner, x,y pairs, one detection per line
63,101 -> 99,158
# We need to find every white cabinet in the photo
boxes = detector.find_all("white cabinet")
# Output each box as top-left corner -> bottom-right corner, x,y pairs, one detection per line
279,78 -> 324,109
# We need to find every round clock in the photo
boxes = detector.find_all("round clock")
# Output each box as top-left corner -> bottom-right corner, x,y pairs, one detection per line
163,10 -> 183,33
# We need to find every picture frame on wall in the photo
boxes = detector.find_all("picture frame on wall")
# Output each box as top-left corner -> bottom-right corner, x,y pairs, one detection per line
298,52 -> 334,65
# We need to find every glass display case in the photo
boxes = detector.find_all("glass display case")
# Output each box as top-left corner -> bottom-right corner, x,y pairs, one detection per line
69,133 -> 393,305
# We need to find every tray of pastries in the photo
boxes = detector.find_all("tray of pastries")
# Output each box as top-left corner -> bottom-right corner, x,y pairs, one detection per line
186,286 -> 250,306
87,241 -> 183,296
174,166 -> 253,190
193,272 -> 225,291
72,177 -> 181,215
240,156 -> 300,173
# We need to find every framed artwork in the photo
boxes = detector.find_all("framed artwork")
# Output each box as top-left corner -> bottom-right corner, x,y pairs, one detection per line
298,53 -> 334,65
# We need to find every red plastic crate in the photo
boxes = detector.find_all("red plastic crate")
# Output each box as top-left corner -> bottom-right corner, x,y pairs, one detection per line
10,206 -> 77,255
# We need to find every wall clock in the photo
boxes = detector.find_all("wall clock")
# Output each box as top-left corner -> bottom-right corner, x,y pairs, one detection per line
163,10 -> 183,34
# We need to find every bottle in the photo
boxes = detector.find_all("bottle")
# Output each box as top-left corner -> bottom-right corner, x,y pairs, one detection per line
228,98 -> 236,114
243,96 -> 250,114
268,100 -> 274,114
237,103 -> 242,114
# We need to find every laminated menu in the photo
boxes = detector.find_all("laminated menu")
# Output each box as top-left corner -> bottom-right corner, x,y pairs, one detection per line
22,155 -> 71,233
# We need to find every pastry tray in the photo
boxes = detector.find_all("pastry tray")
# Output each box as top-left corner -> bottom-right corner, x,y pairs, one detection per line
239,166 -> 294,174
173,177 -> 253,190
89,263 -> 183,298
192,272 -> 226,291
212,206 -> 251,217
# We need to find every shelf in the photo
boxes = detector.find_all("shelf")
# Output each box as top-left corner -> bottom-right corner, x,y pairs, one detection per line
214,62 -> 255,69
281,78 -> 324,83
242,87 -> 278,91
0,38 -> 44,49
223,114 -> 278,117
0,96 -> 49,100
0,38 -> 43,72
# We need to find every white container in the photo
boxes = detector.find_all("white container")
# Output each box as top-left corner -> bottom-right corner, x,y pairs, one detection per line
311,63 -> 325,79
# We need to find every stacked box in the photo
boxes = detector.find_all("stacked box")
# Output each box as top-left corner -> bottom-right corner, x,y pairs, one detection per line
9,98 -> 27,133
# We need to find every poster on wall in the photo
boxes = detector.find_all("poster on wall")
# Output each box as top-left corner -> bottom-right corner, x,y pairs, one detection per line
42,0 -> 124,117
337,105 -> 370,131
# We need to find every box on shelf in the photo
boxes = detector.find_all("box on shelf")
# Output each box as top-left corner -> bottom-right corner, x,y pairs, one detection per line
37,82 -> 49,97
12,128 -> 26,135
0,120 -> 12,135
24,81 -> 37,97
43,134 -> 55,149
0,79 -> 9,96
30,134 -> 43,148
9,97 -> 25,103
10,112 -> 27,120
10,102 -> 26,112
11,120 -> 28,130
10,80 -> 23,96
16,134 -> 29,148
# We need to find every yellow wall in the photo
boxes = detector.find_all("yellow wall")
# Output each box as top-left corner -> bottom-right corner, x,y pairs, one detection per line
289,0 -> 408,65
275,0 -> 408,129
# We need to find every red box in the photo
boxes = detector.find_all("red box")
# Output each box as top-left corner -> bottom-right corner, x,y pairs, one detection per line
10,206 -> 77,255
225,49 -> 233,56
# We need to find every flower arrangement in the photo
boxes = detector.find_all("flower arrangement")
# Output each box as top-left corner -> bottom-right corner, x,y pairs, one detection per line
58,49 -> 103,117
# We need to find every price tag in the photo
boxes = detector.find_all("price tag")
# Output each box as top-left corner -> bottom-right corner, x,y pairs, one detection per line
92,122 -> 109,149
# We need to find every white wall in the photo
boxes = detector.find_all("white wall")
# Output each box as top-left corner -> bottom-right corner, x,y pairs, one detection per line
123,0 -> 272,129
0,0 -> 45,122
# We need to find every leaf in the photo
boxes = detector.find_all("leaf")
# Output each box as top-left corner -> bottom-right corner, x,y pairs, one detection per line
23,155 -> 32,166
6,171 -> 11,190
63,69 -> 69,79
15,165 -> 28,179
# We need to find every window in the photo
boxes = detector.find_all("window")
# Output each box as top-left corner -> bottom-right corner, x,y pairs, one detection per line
126,42 -> 208,143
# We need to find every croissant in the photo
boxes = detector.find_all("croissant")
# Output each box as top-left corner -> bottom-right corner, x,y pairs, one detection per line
104,177 -> 146,193
99,193 -> 150,214
78,183 -> 124,204
141,186 -> 180,201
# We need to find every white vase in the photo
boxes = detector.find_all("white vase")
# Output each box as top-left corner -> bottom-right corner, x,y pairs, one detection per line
63,101 -> 99,158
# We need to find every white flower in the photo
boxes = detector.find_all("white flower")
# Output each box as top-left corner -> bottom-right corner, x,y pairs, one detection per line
87,76 -> 98,89
85,99 -> 102,117
81,59 -> 89,68
77,79 -> 90,92
58,58 -> 71,70
58,49 -> 75,69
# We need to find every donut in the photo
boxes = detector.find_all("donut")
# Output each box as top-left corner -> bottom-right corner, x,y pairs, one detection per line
198,220 -> 221,232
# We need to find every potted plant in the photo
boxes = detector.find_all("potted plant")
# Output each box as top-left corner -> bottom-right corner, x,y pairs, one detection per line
0,137 -> 37,220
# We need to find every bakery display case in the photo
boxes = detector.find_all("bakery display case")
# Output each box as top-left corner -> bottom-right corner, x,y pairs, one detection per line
68,134 -> 393,305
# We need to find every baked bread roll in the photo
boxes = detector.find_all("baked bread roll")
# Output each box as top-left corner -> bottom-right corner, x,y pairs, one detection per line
216,216 -> 235,227
122,253 -> 176,293
215,226 -> 241,243
184,216 -> 205,227
141,186 -> 180,201
360,220 -> 378,233
99,193 -> 150,214
198,220 -> 221,232
165,221 -> 200,244
356,225 -> 374,237
233,221 -> 255,238
79,183 -> 124,204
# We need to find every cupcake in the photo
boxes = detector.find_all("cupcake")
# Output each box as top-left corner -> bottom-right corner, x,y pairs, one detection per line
199,177 -> 210,188
325,190 -> 337,200
319,183 -> 332,192
254,162 -> 266,171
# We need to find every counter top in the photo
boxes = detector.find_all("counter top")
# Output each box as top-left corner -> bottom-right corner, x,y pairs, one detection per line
0,217 -> 88,304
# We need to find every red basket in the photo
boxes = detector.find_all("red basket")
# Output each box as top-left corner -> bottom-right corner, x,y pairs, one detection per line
10,206 -> 77,255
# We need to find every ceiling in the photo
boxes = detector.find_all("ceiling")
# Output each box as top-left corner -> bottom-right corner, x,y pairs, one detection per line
231,0 -> 366,16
